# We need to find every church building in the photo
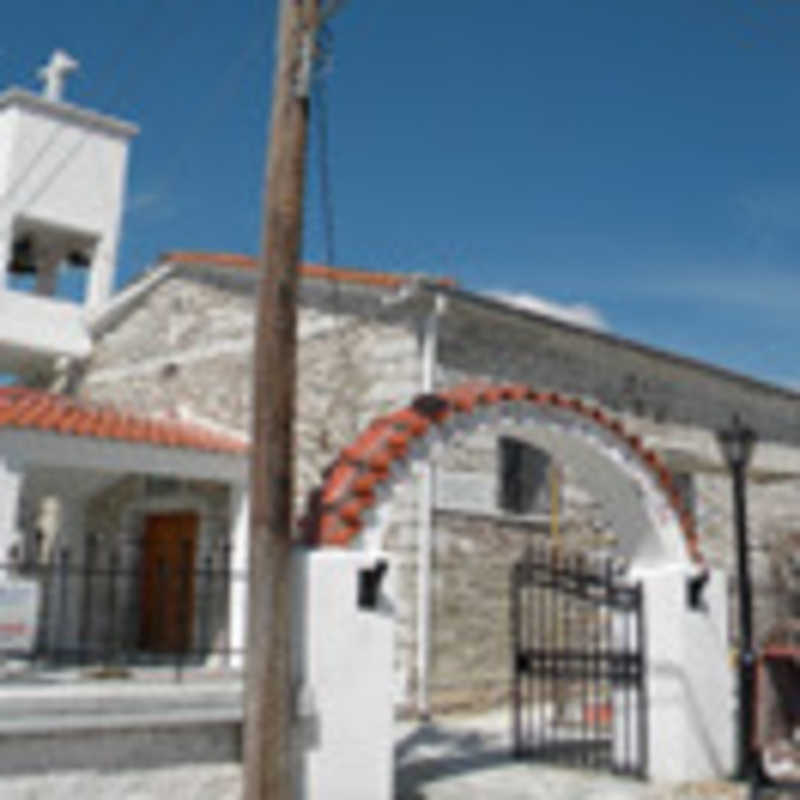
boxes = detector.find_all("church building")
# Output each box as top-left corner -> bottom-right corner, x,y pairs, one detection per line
0,53 -> 798,722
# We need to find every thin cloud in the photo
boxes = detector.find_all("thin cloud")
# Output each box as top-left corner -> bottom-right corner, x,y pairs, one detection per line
125,189 -> 174,219
483,290 -> 608,330
736,186 -> 800,233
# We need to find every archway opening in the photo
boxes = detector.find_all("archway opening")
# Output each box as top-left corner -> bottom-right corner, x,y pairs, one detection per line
299,383 -> 724,789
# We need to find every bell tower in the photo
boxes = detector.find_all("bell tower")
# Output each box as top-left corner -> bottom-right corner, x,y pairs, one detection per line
0,51 -> 138,378
0,49 -> 138,309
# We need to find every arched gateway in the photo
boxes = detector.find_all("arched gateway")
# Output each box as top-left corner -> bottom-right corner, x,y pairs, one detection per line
293,384 -> 734,799
303,382 -> 702,568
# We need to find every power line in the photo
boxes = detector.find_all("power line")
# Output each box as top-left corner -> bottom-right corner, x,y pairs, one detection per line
1,0 -> 263,297
133,8 -> 270,221
313,28 -> 336,267
0,0 -> 172,303
114,8 -> 270,292
320,0 -> 350,24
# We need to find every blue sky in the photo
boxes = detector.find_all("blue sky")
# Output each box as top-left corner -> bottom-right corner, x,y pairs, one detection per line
3,1 -> 800,387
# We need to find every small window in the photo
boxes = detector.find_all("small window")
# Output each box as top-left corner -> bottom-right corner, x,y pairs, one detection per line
498,437 -> 550,515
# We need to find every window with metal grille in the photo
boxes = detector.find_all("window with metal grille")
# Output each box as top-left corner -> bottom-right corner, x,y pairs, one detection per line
498,437 -> 551,515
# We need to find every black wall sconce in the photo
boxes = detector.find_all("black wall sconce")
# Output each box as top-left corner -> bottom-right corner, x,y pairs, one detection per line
687,568 -> 710,610
358,559 -> 388,610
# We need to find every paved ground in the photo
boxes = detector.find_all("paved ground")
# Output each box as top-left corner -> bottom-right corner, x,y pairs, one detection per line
0,675 -> 779,800
393,712 -> 748,800
0,707 -> 760,800
0,763 -> 753,800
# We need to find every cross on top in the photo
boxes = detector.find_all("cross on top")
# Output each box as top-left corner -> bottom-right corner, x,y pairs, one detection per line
37,50 -> 79,102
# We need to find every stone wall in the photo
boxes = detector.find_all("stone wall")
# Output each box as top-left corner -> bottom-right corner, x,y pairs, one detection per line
426,510 -> 546,711
439,295 -> 800,444
83,270 -> 423,509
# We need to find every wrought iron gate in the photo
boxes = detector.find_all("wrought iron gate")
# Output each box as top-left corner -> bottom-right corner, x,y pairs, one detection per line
511,545 -> 647,777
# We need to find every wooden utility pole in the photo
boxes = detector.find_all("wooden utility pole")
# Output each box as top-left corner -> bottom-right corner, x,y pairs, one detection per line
245,1 -> 318,798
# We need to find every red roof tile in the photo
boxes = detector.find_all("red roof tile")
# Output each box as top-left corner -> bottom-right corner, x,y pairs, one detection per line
0,388 -> 247,455
160,251 -> 457,290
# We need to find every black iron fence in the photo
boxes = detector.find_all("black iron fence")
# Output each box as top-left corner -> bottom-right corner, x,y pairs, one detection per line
1,534 -> 247,681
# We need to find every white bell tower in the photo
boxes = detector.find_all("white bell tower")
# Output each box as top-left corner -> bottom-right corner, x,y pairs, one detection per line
0,51 -> 138,376
0,49 -> 138,308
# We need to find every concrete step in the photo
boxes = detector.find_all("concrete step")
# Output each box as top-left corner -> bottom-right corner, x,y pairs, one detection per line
0,677 -> 244,774
0,713 -> 242,775
0,675 -> 242,720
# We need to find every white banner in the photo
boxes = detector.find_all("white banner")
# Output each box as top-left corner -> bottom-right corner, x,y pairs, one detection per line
0,579 -> 40,652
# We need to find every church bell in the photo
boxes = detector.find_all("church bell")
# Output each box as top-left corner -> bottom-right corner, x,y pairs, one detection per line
7,236 -> 37,275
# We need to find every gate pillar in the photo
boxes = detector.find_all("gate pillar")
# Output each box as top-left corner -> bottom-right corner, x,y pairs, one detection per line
631,564 -> 734,782
291,548 -> 395,800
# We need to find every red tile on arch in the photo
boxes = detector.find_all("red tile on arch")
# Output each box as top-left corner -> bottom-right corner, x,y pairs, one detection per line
383,408 -> 430,437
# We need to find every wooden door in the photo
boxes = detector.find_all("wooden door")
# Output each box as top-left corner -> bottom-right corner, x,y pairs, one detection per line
139,512 -> 198,653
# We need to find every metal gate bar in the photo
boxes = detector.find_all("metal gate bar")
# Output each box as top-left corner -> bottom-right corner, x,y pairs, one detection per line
511,544 -> 647,778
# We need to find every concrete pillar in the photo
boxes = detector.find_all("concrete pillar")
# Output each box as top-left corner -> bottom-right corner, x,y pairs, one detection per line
33,253 -> 60,297
0,459 -> 24,568
50,496 -> 85,652
227,484 -> 249,669
629,564 -> 735,782
291,549 -> 394,800
86,240 -> 115,308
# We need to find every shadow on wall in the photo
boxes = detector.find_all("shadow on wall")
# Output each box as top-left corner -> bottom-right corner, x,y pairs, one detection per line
649,660 -> 730,778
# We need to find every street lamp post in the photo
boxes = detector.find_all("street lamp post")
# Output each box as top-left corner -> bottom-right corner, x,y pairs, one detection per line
716,414 -> 757,782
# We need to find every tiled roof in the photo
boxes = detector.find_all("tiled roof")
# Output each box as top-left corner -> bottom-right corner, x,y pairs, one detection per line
159,251 -> 457,290
0,388 -> 247,455
301,383 -> 703,564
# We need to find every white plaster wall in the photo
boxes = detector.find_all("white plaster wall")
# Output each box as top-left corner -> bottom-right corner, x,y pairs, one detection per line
0,107 -> 17,216
0,96 -> 134,306
3,103 -> 129,245
0,429 -> 246,486
0,289 -> 90,367
682,569 -> 735,778
631,565 -> 735,782
292,549 -> 394,800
